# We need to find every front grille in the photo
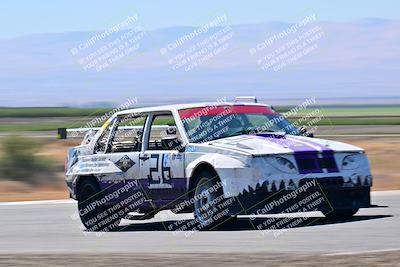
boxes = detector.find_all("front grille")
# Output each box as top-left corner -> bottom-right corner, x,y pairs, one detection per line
295,152 -> 338,174
319,154 -> 338,172
296,156 -> 320,173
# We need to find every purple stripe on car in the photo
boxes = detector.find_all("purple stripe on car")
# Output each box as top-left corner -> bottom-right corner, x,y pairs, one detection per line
289,136 -> 339,173
255,134 -> 338,174
255,133 -> 318,153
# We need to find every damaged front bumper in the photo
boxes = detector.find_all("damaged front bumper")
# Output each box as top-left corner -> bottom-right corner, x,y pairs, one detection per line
227,177 -> 371,215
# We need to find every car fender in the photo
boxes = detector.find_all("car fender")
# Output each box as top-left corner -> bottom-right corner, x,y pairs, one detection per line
186,153 -> 252,197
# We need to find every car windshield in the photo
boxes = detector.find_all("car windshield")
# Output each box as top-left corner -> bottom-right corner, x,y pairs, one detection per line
178,105 -> 300,143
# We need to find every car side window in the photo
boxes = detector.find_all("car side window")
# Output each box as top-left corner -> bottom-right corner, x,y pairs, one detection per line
106,113 -> 147,153
147,113 -> 182,150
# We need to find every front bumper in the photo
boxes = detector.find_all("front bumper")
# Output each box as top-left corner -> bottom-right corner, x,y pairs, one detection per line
229,177 -> 371,215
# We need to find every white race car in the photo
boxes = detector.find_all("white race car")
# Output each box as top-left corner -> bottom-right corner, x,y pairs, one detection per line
62,97 -> 372,231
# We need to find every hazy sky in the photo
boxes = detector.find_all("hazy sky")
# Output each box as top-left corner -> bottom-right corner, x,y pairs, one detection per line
1,0 -> 399,106
1,0 -> 399,39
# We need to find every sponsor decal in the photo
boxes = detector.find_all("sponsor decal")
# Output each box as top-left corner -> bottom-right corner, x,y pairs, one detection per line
172,154 -> 183,160
186,146 -> 197,152
115,155 -> 136,172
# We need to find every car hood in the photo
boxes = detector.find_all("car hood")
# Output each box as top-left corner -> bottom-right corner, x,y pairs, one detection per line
206,133 -> 363,156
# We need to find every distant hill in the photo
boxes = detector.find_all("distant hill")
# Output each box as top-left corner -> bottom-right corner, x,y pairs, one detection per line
1,18 -> 400,106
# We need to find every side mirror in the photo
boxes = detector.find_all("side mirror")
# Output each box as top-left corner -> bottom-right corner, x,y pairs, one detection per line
299,126 -> 314,138
161,136 -> 183,150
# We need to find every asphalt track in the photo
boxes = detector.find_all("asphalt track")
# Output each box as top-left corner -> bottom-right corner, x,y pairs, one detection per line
0,191 -> 399,257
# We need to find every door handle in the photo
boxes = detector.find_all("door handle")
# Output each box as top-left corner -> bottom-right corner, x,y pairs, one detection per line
139,155 -> 150,161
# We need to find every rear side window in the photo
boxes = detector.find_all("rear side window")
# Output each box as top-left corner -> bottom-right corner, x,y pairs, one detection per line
108,114 -> 147,153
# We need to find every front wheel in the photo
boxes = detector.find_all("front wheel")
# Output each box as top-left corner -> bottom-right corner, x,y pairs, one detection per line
193,170 -> 234,230
323,208 -> 359,219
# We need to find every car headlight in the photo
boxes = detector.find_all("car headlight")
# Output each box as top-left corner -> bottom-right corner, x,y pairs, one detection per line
341,154 -> 360,170
269,156 -> 298,174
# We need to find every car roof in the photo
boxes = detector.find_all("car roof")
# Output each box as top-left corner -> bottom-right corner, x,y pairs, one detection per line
115,101 -> 270,116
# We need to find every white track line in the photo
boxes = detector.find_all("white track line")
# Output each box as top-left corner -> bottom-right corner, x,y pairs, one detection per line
324,248 -> 400,256
0,199 -> 75,206
371,190 -> 400,196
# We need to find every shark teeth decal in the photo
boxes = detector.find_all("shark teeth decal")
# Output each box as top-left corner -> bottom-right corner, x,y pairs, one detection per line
237,175 -> 372,196
267,181 -> 273,192
242,186 -> 248,194
293,179 -> 300,189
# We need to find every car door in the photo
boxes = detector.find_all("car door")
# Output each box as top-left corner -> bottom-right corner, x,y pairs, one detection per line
139,112 -> 186,203
98,113 -> 149,204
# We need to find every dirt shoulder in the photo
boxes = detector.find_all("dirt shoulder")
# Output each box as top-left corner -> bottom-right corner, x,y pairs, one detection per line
0,181 -> 68,202
330,136 -> 400,191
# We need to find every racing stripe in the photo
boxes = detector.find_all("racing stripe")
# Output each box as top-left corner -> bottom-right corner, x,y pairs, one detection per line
255,134 -> 322,174
285,135 -> 324,152
255,133 -> 317,153
288,136 -> 339,173
255,134 -> 338,174
255,133 -> 335,154
287,136 -> 330,152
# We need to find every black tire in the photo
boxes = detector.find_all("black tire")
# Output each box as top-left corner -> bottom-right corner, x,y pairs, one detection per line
323,208 -> 359,219
192,170 -> 235,230
77,178 -> 122,232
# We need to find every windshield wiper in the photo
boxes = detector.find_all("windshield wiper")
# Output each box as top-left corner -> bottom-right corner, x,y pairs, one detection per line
232,128 -> 285,136
258,130 -> 286,134
231,128 -> 259,136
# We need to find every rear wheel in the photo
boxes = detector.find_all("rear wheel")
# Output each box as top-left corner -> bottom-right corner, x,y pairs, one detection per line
193,170 -> 235,230
323,208 -> 359,219
77,179 -> 122,232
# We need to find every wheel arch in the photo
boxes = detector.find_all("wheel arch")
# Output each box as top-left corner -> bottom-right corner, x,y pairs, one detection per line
188,162 -> 219,199
75,175 -> 100,198
186,153 -> 250,198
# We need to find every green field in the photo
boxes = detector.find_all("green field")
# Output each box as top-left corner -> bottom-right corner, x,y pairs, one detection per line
0,106 -> 399,132
0,107 -> 111,118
